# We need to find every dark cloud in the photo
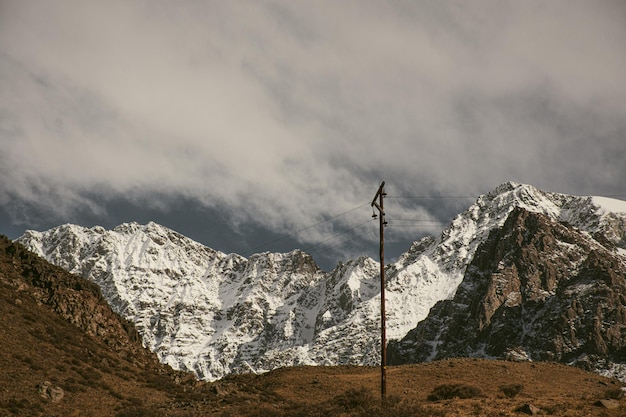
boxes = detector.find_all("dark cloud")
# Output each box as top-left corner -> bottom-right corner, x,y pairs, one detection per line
1,0 -> 625,269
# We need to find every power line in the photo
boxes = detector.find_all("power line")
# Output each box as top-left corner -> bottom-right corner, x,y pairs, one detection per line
241,190 -> 626,259
390,193 -> 626,199
241,195 -> 464,256
241,202 -> 370,255
386,224 -> 441,227
310,227 -> 377,256
386,218 -> 444,222
302,218 -> 376,253
386,195 -> 477,199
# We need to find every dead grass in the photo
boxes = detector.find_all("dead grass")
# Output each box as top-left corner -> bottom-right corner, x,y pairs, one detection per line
204,360 -> 625,417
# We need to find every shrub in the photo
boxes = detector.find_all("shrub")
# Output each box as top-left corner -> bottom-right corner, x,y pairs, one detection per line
604,388 -> 624,400
427,383 -> 483,401
333,387 -> 374,410
499,383 -> 524,398
331,389 -> 445,417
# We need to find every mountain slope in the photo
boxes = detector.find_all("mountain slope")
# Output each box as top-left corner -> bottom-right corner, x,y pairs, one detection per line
0,234 -> 203,417
17,182 -> 626,381
388,206 -> 626,379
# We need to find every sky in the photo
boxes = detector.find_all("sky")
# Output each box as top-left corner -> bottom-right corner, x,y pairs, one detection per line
1,0 -> 625,270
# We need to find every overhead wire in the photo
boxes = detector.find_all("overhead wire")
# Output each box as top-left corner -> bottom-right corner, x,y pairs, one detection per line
241,193 -> 480,257
311,227 -> 379,256
385,218 -> 445,227
241,202 -> 371,255
386,195 -> 477,199
386,218 -> 445,222
301,218 -> 376,254
241,190 -> 626,259
390,193 -> 626,199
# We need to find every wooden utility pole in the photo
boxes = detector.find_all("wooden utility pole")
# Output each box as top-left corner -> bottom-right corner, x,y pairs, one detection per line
371,181 -> 387,399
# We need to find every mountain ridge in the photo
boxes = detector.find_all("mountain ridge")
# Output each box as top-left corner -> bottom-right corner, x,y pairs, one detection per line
17,182 -> 626,381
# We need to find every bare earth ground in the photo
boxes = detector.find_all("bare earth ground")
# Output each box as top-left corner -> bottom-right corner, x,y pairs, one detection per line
1,284 -> 625,416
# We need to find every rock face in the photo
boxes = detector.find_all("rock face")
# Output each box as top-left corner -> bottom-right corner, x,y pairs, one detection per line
0,235 -> 146,357
388,207 -> 626,379
0,234 -> 205,416
17,182 -> 626,381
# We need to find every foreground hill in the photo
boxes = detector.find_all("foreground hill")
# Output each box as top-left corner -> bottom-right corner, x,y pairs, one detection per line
0,235 -> 202,416
207,360 -> 626,416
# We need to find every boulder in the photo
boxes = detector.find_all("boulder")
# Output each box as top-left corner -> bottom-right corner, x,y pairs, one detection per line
37,381 -> 65,402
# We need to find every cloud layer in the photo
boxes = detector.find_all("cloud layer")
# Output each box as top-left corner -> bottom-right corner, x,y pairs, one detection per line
1,0 -> 625,265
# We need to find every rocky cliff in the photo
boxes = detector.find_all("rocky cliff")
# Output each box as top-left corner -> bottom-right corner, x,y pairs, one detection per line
0,234 -> 149,359
388,206 -> 626,379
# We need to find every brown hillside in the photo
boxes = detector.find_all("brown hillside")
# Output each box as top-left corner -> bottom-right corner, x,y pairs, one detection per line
0,235 -> 203,417
204,360 -> 626,416
1,235 -> 625,416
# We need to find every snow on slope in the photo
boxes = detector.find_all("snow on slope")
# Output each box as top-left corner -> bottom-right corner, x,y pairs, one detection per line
387,182 -> 626,338
17,182 -> 626,380
592,196 -> 626,214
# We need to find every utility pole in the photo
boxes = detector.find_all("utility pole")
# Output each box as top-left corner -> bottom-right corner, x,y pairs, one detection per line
371,181 -> 387,400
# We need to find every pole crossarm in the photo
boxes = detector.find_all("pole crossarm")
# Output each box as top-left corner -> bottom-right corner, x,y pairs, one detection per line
371,181 -> 386,213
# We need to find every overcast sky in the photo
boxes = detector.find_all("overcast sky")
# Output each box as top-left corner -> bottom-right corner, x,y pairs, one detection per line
1,1 -> 625,270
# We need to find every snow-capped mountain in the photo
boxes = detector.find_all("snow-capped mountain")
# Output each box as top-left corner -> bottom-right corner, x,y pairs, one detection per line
388,205 -> 626,380
17,182 -> 626,381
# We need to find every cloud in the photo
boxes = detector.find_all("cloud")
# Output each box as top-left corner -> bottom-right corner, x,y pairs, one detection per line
1,0 -> 625,264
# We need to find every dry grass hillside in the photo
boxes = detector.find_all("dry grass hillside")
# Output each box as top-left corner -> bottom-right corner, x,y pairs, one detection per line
1,235 -> 625,416
204,360 -> 626,417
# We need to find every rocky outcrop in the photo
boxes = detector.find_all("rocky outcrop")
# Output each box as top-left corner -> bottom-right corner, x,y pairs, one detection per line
0,235 -> 151,363
388,207 -> 626,377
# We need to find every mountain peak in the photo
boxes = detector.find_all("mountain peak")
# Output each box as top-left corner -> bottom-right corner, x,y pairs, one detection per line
389,205 -> 626,379
489,180 -> 524,195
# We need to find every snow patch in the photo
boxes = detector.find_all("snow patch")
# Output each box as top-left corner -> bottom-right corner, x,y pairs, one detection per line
592,196 -> 626,215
